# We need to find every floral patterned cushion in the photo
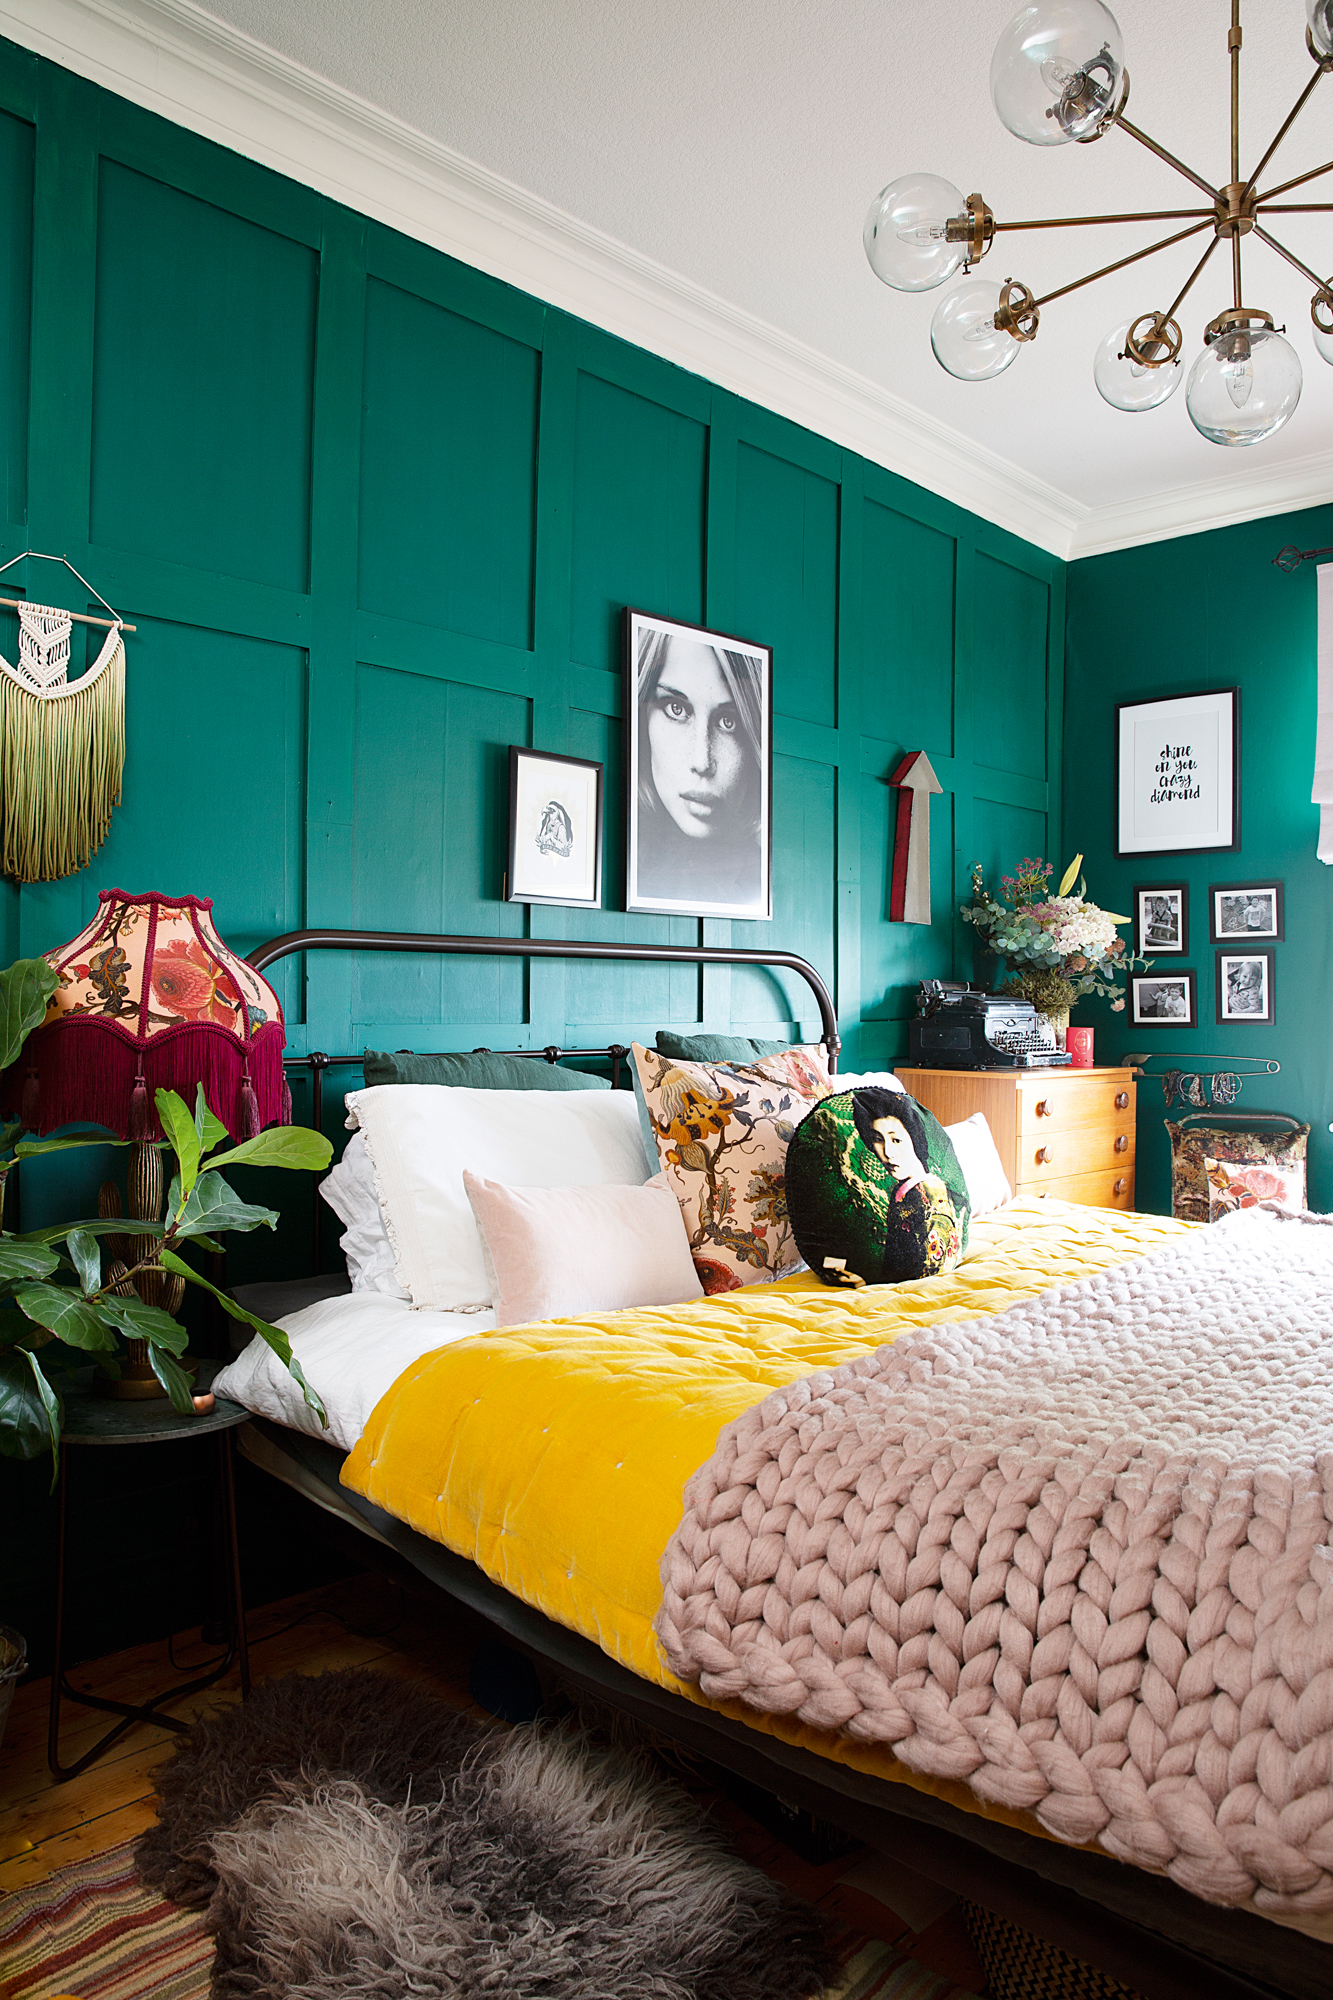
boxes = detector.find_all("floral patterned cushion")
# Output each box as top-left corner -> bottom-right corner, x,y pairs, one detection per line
1167,1119 -> 1309,1224
1204,1155 -> 1307,1220
630,1042 -> 831,1294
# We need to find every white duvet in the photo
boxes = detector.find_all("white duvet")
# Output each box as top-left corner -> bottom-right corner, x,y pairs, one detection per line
213,1293 -> 492,1454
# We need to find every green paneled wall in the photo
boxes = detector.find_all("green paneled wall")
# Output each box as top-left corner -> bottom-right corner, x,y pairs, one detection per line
0,33 -> 1064,1191
1065,504 -> 1333,1214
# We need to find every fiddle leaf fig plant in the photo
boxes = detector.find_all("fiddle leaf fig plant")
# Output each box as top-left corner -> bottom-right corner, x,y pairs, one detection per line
0,956 -> 332,1475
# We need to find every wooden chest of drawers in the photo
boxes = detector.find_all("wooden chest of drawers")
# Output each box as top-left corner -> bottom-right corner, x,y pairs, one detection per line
893,1065 -> 1137,1210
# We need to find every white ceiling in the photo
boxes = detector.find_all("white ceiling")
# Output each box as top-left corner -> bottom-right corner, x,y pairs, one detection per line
199,0 -> 1333,516
14,0 -> 1333,553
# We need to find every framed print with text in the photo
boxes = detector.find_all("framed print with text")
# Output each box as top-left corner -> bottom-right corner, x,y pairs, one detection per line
505,748 -> 603,909
1116,688 -> 1239,858
623,608 -> 772,920
1134,883 -> 1188,956
1216,949 -> 1275,1025
1210,880 -> 1284,944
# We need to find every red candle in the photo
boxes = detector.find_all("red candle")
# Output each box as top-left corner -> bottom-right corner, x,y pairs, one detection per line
1066,1025 -> 1094,1068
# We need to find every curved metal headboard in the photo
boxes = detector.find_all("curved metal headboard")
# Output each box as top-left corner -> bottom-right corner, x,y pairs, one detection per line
246,927 -> 840,1062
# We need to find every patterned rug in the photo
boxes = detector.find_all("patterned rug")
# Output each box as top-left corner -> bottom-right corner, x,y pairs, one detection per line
0,1839 -> 972,2000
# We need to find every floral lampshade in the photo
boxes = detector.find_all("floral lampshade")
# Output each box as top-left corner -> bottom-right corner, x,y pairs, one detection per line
4,889 -> 289,1140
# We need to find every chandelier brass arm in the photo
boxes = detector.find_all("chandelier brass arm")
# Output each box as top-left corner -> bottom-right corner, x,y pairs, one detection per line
1114,116 -> 1221,204
1257,159 -> 1333,203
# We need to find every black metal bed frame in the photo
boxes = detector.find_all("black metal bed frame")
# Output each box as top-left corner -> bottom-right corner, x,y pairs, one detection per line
235,926 -> 1318,2000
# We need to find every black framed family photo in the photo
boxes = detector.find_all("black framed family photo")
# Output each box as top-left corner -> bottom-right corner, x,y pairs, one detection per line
1129,969 -> 1197,1026
1216,949 -> 1275,1025
1209,880 -> 1284,943
1133,883 -> 1188,955
622,609 -> 773,920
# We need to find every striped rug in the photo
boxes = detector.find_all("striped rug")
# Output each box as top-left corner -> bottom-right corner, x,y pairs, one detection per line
0,1841 -> 972,2000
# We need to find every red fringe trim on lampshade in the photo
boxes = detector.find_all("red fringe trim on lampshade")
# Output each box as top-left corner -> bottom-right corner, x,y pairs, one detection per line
1,1018 -> 289,1141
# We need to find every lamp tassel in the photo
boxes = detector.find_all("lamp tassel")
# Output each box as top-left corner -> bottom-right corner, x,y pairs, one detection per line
237,1063 -> 260,1139
20,1067 -> 38,1132
128,1067 -> 149,1142
281,1070 -> 293,1124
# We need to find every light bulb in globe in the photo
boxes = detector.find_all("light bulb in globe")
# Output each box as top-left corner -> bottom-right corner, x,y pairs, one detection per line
1094,318 -> 1182,411
991,0 -> 1125,145
930,280 -> 1021,381
1185,321 -> 1302,446
1309,0 -> 1333,59
864,174 -> 967,292
1314,291 -> 1333,365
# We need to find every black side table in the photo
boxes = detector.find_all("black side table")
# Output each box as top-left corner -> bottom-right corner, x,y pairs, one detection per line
48,1359 -> 251,1780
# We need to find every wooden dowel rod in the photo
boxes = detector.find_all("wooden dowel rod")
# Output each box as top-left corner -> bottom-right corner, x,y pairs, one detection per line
0,595 -> 135,632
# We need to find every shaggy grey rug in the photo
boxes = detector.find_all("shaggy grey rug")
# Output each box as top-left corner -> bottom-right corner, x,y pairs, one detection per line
136,1667 -> 832,2000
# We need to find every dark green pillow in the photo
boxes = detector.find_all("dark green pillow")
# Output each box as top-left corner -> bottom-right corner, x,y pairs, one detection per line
362,1049 -> 609,1091
655,1030 -> 791,1063
786,1085 -> 970,1288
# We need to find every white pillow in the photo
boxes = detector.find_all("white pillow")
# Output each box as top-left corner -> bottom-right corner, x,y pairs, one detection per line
318,1132 -> 409,1298
344,1085 -> 650,1311
464,1170 -> 704,1326
829,1069 -> 908,1092
944,1111 -> 1012,1216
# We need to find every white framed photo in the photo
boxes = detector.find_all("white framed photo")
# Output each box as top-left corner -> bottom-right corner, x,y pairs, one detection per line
623,608 -> 772,920
1116,688 -> 1239,857
505,748 -> 603,909
1134,883 -> 1188,955
1130,970 -> 1197,1026
1210,880 -> 1283,943
1216,949 -> 1274,1025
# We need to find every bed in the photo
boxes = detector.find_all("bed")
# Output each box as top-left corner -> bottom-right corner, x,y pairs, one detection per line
215,927 -> 1332,2000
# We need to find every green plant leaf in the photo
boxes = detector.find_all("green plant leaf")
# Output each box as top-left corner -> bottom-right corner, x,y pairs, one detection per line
194,1083 -> 229,1154
203,1127 -> 333,1175
148,1343 -> 195,1416
0,1120 -> 23,1155
15,1282 -> 119,1350
14,1131 -> 126,1159
1057,855 -> 1083,898
66,1228 -> 101,1296
0,957 -> 59,1074
0,1346 -> 61,1467
173,1172 -> 280,1239
0,1240 -> 60,1282
161,1249 -> 327,1429
155,1088 -> 201,1198
94,1292 -> 189,1353
12,1216 -> 163,1246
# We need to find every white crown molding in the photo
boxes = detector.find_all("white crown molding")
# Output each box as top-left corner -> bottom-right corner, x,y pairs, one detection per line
2,0 -> 1327,567
0,0 -> 1086,560
1068,450 -> 1333,561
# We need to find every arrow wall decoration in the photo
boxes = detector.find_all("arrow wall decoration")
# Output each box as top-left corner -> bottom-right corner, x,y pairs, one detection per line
889,751 -> 943,925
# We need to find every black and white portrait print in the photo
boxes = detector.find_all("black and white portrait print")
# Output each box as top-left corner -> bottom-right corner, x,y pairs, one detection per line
506,748 -> 603,910
1135,884 -> 1187,955
623,610 -> 771,920
1217,950 -> 1274,1025
1211,881 -> 1283,943
1130,972 -> 1196,1026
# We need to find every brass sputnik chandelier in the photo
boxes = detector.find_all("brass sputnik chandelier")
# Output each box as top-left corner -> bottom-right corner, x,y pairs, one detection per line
864,1 -> 1333,446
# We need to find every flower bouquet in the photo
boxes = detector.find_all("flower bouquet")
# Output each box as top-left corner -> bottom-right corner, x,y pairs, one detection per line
960,854 -> 1146,1029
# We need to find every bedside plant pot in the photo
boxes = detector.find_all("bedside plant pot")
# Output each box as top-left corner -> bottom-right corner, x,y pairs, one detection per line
0,1624 -> 27,1751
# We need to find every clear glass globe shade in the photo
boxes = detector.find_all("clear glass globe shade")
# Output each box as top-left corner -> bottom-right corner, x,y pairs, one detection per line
930,280 -> 1021,381
1315,320 -> 1333,366
863,174 -> 967,292
1309,0 -> 1333,59
1185,325 -> 1302,446
991,0 -> 1125,145
1093,320 -> 1182,411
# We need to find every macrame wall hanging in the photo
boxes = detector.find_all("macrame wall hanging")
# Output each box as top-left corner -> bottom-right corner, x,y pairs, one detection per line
0,551 -> 133,883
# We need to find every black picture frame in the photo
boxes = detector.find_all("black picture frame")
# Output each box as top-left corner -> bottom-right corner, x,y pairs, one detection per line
1133,882 -> 1189,956
1209,879 -> 1284,944
1115,687 -> 1240,858
1129,969 -> 1197,1027
505,746 -> 604,910
622,607 -> 773,920
1216,948 -> 1275,1025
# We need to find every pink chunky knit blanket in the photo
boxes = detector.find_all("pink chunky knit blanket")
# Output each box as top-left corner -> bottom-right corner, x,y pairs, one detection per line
657,1211 -> 1333,1915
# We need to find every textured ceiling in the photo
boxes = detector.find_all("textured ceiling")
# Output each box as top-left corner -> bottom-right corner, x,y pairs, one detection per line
200,0 -> 1333,518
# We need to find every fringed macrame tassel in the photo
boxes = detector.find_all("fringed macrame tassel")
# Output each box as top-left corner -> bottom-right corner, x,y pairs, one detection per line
237,1065 -> 260,1139
129,1069 -> 149,1141
0,635 -> 125,882
281,1071 -> 293,1125
20,1067 -> 38,1132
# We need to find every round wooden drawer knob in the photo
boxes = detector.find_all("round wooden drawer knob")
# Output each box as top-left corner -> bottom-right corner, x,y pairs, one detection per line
1115,1091 -> 1129,1109
1035,1099 -> 1051,1118
1114,1134 -> 1130,1154
1114,1178 -> 1127,1197
1035,1147 -> 1051,1164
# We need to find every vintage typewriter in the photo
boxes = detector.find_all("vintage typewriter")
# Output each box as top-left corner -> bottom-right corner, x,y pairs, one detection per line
908,980 -> 1073,1069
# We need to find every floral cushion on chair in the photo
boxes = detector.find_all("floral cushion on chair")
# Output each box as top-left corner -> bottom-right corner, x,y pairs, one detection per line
1167,1119 -> 1309,1223
630,1043 -> 831,1293
1204,1156 -> 1306,1219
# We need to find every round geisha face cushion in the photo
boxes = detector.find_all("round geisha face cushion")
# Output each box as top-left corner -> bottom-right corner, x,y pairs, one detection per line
785,1084 -> 970,1289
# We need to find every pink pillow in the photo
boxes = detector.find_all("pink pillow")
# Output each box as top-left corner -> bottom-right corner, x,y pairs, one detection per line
462,1170 -> 705,1327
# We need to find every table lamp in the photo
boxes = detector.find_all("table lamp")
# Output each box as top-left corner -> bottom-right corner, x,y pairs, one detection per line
3,889 -> 290,1396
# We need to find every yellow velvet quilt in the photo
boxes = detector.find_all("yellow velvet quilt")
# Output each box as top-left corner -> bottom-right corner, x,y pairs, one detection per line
342,1196 -> 1192,1838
